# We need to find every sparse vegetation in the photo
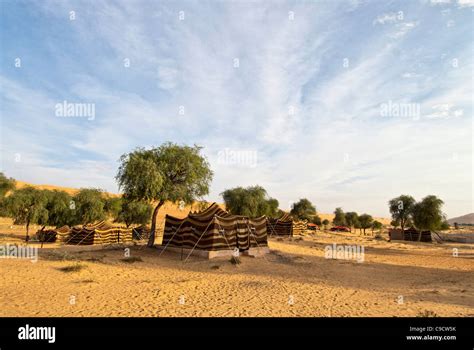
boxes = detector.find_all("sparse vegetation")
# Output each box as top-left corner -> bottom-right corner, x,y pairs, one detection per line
120,256 -> 143,263
58,263 -> 86,273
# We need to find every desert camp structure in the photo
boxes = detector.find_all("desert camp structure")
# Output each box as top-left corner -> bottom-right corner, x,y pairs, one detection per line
67,221 -> 133,245
162,203 -> 269,259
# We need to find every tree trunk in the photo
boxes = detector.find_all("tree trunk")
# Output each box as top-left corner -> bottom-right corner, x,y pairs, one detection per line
25,222 -> 30,243
417,227 -> 423,242
147,200 -> 165,247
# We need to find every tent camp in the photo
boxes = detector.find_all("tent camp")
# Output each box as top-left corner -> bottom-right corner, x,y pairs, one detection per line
162,203 -> 268,259
67,221 -> 133,245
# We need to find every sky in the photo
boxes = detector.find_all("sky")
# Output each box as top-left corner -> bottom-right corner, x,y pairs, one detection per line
0,0 -> 472,218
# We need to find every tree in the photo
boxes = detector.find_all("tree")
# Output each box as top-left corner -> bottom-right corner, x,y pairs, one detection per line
221,185 -> 279,218
105,197 -> 123,219
371,220 -> 383,234
117,143 -> 213,247
322,219 -> 330,230
412,195 -> 445,241
72,188 -> 107,225
43,190 -> 74,228
439,220 -> 450,231
388,195 -> 415,239
344,212 -> 359,232
290,198 -> 316,221
116,200 -> 153,228
358,214 -> 373,235
3,187 -> 48,241
311,215 -> 322,226
0,172 -> 15,198
333,207 -> 346,226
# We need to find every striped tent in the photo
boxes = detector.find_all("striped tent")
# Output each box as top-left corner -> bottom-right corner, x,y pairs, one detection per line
162,203 -> 268,251
36,225 -> 71,243
266,213 -> 293,236
67,221 -> 132,245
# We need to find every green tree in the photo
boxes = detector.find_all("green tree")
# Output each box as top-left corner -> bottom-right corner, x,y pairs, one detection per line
4,187 -> 49,241
117,143 -> 213,247
72,188 -> 107,225
44,190 -> 74,228
221,185 -> 279,218
371,220 -> 383,234
333,207 -> 346,226
344,212 -> 359,232
412,195 -> 445,241
322,219 -> 330,230
105,197 -> 123,219
358,214 -> 373,235
0,172 -> 16,198
116,200 -> 153,228
388,195 -> 416,238
290,198 -> 316,221
311,215 -> 322,226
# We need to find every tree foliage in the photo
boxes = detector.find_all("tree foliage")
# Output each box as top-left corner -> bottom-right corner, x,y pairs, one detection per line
388,195 -> 416,232
3,187 -> 49,240
290,198 -> 316,221
116,200 -> 153,228
117,143 -> 213,246
221,185 -> 279,218
344,212 -> 359,232
71,188 -> 107,225
333,207 -> 347,226
358,214 -> 373,235
412,195 -> 445,235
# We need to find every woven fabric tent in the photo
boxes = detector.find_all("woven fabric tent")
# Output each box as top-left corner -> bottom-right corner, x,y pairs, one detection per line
162,203 -> 268,252
266,213 -> 293,236
67,221 -> 132,245
389,228 -> 432,242
36,225 -> 71,243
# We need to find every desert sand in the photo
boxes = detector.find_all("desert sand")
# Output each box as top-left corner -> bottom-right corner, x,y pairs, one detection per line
1,220 -> 473,317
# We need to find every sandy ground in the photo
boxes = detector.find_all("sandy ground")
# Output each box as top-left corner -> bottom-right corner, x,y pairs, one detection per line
1,225 -> 473,317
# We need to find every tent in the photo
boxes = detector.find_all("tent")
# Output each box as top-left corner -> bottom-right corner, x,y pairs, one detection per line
162,203 -> 268,256
67,221 -> 132,245
36,225 -> 71,243
266,213 -> 293,236
389,228 -> 432,242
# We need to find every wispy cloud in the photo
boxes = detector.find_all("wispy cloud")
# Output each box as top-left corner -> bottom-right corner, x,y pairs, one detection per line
0,0 -> 472,217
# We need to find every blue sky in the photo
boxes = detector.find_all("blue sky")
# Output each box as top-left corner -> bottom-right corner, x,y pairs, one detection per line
0,0 -> 472,218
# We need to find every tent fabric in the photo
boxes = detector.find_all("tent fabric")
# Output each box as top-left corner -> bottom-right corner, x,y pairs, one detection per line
36,225 -> 71,243
162,203 -> 268,251
266,213 -> 293,236
389,228 -> 432,242
67,221 -> 132,245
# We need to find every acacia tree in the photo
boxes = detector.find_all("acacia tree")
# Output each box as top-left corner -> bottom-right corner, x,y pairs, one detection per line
358,214 -> 373,235
116,200 -> 153,228
290,198 -> 316,221
4,187 -> 48,241
117,143 -> 213,247
333,207 -> 346,226
105,197 -> 123,219
371,220 -> 383,234
344,212 -> 359,232
0,172 -> 15,197
388,195 -> 415,239
71,188 -> 107,225
322,219 -> 330,230
412,195 -> 445,241
221,185 -> 279,218
44,190 -> 74,228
